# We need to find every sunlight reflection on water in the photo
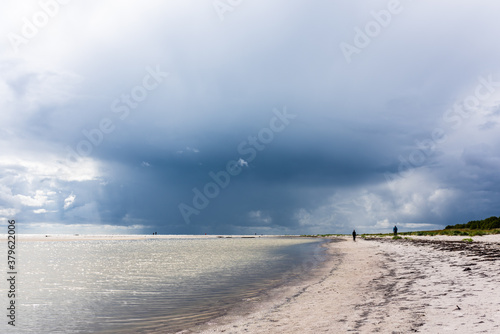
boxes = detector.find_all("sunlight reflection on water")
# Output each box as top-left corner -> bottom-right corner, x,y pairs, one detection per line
14,237 -> 326,333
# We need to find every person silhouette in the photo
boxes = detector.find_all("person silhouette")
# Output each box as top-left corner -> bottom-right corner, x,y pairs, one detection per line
393,225 -> 398,236
352,229 -> 357,241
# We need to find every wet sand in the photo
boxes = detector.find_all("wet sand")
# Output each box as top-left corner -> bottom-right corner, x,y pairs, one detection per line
190,235 -> 500,333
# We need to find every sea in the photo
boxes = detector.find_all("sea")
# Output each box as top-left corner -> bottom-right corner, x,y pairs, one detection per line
2,236 -> 328,333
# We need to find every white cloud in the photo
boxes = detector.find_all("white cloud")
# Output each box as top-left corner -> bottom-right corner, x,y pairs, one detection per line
0,208 -> 18,217
16,190 -> 53,207
288,167 -> 467,233
237,158 -> 248,167
21,223 -> 151,235
0,155 -> 100,184
0,59 -> 82,128
428,188 -> 457,216
63,193 -> 76,210
186,147 -> 199,153
248,210 -> 272,224
0,151 -> 100,220
177,147 -> 200,154
402,223 -> 437,229
294,208 -> 313,226
375,219 -> 391,229
121,214 -> 147,225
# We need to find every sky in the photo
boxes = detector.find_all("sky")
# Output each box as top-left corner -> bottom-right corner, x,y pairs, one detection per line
1,0 -> 500,235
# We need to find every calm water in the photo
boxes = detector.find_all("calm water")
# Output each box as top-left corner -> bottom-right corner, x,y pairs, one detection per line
3,236 -> 327,333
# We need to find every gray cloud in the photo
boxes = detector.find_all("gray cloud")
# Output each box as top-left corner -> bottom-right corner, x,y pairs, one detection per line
1,0 -> 500,234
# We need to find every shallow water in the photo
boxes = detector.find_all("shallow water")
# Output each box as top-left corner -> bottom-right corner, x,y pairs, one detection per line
5,236 -> 326,333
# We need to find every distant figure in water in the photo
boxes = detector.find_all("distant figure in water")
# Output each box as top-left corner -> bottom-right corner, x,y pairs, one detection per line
352,229 -> 357,241
393,225 -> 398,236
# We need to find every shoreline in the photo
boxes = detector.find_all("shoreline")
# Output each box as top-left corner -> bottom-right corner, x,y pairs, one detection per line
180,238 -> 345,334
188,235 -> 500,333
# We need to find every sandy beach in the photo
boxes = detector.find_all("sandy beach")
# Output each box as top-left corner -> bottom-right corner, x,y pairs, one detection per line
5,233 -> 499,333
190,235 -> 500,334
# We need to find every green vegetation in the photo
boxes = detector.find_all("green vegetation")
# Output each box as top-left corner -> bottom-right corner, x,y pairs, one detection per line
445,216 -> 500,230
462,238 -> 473,243
392,236 -> 402,240
300,215 -> 500,238
398,228 -> 499,237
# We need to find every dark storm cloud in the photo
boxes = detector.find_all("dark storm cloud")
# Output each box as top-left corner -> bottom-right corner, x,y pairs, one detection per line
1,0 -> 500,234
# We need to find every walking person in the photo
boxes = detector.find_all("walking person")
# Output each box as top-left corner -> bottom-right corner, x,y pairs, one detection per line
352,229 -> 357,242
393,225 -> 398,236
